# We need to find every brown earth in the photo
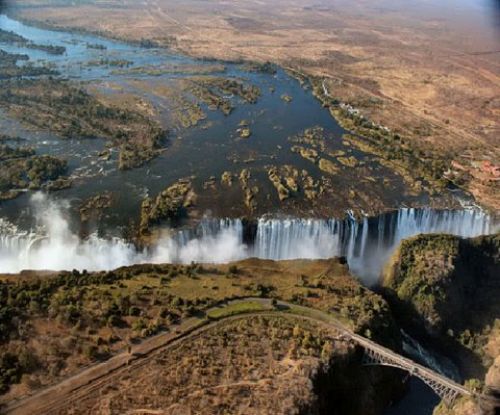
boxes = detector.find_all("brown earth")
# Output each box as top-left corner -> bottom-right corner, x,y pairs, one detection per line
6,310 -> 403,415
5,0 -> 500,210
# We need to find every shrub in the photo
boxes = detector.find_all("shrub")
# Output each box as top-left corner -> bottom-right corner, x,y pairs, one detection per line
132,318 -> 147,332
107,314 -> 123,327
171,297 -> 183,307
0,352 -> 22,393
82,344 -> 98,360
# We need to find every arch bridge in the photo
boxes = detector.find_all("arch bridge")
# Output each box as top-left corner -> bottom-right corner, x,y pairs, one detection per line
342,332 -> 472,407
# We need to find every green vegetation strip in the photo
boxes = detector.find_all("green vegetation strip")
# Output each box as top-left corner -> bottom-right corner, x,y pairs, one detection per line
207,301 -> 267,320
285,304 -> 353,330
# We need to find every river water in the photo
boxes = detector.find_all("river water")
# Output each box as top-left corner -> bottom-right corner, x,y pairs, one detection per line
0,13 -> 498,414
0,13 -> 467,228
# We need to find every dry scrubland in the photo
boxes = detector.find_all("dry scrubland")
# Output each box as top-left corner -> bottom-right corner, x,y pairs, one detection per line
6,0 -> 500,210
0,258 -> 399,411
0,239 -> 497,414
44,315 -> 397,415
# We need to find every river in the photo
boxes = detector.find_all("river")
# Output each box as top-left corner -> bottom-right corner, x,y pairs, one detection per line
0,13 -> 498,414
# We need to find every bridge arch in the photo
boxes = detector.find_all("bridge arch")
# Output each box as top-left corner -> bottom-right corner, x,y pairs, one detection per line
361,347 -> 464,407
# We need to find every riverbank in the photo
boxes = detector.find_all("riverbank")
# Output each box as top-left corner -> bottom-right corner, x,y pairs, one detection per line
4,0 -> 499,211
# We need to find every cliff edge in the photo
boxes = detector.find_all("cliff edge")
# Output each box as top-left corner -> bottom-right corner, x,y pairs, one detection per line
382,233 -> 500,414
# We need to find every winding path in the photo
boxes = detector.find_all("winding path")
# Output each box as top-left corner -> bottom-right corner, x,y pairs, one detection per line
4,298 -> 474,414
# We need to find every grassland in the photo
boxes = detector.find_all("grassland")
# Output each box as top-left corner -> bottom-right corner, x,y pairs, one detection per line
206,300 -> 266,319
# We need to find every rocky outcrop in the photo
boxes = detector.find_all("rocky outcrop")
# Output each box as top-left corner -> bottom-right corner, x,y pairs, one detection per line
237,120 -> 252,139
318,158 -> 339,175
291,145 -> 318,163
221,171 -> 233,186
268,167 -> 291,201
140,179 -> 195,234
239,169 -> 258,211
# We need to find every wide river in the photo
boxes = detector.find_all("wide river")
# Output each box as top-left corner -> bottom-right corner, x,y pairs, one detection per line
0,13 -> 498,414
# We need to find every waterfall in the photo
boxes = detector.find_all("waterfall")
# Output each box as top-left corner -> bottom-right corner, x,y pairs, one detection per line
253,218 -> 339,260
245,208 -> 498,284
0,218 -> 47,266
0,201 -> 498,284
252,208 -> 496,257
171,208 -> 497,284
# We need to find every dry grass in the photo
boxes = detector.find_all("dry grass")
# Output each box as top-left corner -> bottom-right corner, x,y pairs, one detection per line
50,315 -> 352,415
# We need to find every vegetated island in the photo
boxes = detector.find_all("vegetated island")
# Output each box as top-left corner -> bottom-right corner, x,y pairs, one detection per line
0,28 -> 66,55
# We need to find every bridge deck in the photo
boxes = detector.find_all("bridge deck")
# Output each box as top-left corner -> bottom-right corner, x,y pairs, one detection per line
349,332 -> 471,396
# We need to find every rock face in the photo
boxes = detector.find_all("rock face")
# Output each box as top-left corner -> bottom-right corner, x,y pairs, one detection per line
382,233 -> 499,337
312,349 -> 404,415
382,233 -> 500,414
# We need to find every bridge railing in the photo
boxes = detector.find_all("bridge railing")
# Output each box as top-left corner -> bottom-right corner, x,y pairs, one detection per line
351,332 -> 471,395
